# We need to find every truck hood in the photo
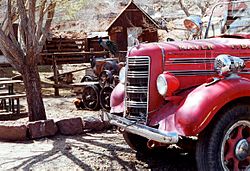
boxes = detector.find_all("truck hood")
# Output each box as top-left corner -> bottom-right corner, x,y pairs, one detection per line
158,37 -> 250,52
160,37 -> 250,90
130,37 -> 250,54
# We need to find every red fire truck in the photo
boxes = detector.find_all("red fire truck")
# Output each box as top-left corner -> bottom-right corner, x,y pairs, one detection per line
104,1 -> 250,170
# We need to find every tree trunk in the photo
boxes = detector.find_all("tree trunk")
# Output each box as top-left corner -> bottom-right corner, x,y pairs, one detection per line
21,62 -> 46,121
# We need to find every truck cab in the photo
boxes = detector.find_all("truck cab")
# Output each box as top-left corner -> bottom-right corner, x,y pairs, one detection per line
104,1 -> 250,170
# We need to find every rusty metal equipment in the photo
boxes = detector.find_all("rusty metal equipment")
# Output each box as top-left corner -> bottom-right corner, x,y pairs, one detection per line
75,57 -> 122,111
99,86 -> 114,111
81,84 -> 100,110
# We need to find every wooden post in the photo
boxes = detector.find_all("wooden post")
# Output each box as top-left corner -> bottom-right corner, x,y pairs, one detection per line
16,98 -> 20,115
52,55 -> 59,96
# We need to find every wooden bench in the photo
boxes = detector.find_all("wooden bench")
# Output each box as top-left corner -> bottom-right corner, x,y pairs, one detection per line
0,93 -> 26,115
0,93 -> 26,99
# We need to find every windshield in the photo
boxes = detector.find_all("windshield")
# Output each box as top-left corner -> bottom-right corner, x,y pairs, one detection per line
206,0 -> 250,37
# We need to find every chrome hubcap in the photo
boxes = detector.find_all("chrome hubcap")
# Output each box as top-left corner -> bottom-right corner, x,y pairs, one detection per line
221,120 -> 250,171
235,139 -> 249,161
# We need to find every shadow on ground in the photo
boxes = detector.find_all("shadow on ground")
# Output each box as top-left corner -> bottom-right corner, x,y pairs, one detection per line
135,148 -> 197,171
1,131 -> 197,171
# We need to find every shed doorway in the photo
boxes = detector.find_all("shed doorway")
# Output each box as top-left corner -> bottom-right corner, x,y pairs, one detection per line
127,27 -> 142,49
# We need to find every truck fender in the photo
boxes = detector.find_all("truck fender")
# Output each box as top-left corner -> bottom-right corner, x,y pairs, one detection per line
110,83 -> 125,114
175,77 -> 250,135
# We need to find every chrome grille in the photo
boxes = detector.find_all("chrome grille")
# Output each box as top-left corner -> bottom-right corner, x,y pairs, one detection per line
125,56 -> 150,123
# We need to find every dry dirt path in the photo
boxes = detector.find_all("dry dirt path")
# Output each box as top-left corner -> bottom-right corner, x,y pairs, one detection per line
0,131 -> 197,171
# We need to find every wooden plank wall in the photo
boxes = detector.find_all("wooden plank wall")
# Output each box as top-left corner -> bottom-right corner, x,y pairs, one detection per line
41,37 -> 108,65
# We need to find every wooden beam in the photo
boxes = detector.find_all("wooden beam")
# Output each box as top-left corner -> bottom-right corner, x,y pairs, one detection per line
52,55 -> 59,96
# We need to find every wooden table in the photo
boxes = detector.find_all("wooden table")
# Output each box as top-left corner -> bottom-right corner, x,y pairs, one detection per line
0,79 -> 26,115
0,80 -> 23,94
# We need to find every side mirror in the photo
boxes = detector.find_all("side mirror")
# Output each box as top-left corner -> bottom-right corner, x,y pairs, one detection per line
184,15 -> 202,39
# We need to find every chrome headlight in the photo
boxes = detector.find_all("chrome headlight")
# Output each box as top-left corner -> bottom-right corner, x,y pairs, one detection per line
157,74 -> 168,96
119,67 -> 126,84
214,55 -> 245,76
157,72 -> 180,97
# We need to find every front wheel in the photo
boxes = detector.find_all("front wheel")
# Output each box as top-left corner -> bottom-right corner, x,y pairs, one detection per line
196,104 -> 250,171
123,132 -> 151,154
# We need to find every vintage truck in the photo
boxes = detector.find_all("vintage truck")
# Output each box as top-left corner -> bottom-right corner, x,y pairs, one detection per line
103,1 -> 250,170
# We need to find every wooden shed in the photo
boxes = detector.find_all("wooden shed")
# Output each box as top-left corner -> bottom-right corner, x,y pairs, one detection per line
106,0 -> 160,51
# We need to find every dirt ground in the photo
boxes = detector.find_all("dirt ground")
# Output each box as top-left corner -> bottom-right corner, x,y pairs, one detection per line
0,132 -> 197,171
0,65 -> 197,171
0,95 -> 197,171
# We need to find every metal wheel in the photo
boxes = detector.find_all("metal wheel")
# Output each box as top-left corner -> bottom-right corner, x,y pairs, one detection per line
99,86 -> 113,111
81,75 -> 94,82
221,121 -> 250,171
99,70 -> 113,88
196,104 -> 250,171
82,85 -> 100,110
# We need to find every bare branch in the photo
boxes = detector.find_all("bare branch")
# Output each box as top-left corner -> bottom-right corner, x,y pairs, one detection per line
197,2 -> 211,17
6,1 -> 20,49
0,29 -> 24,68
17,0 -> 29,47
0,43 -> 22,71
178,0 -> 190,17
2,1 -> 18,32
36,0 -> 46,39
0,0 -> 25,70
37,2 -> 56,55
25,0 -> 37,64
28,0 -> 36,37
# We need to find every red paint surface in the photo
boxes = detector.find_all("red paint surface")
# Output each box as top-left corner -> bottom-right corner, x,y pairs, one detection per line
110,83 -> 125,114
111,37 -> 250,135
175,77 -> 250,135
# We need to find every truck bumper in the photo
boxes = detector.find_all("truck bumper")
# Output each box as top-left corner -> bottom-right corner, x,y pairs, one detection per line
103,112 -> 179,144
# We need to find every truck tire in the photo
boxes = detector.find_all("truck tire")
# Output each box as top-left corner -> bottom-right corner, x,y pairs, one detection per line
123,132 -> 150,154
196,104 -> 250,171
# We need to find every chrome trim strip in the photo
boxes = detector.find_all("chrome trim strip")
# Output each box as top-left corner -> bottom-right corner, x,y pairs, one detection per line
240,72 -> 250,74
127,71 -> 148,78
103,112 -> 179,144
127,86 -> 148,93
157,44 -> 166,70
127,101 -> 147,108
168,70 -> 216,76
169,58 -> 214,64
168,57 -> 250,64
